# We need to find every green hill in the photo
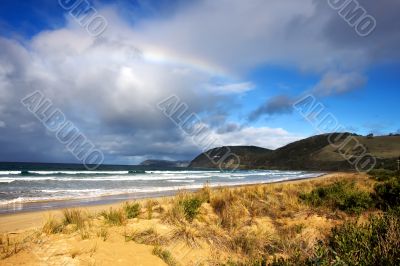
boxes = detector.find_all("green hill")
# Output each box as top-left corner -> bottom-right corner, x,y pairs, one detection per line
189,133 -> 400,171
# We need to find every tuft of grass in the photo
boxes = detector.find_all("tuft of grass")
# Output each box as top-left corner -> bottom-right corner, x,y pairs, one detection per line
124,202 -> 141,219
170,222 -> 201,247
0,234 -> 25,259
210,188 -> 248,229
163,193 -> 203,223
101,208 -> 126,226
126,228 -> 168,245
231,228 -> 272,257
300,181 -> 374,214
62,209 -> 87,230
196,182 -> 211,203
145,200 -> 158,219
97,227 -> 108,241
152,246 -> 178,266
42,215 -> 63,234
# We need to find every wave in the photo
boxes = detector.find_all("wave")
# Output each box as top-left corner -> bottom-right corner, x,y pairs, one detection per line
0,171 -> 21,176
0,173 -> 325,206
0,170 -> 323,184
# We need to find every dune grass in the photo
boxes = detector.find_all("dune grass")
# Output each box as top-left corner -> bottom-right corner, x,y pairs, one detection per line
299,181 -> 374,214
100,208 -> 127,226
124,202 -> 141,219
126,227 -> 169,245
42,215 -> 63,235
4,172 -> 400,265
62,209 -> 88,229
152,246 -> 178,266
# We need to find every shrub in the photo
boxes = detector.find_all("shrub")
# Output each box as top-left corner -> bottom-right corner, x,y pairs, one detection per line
324,213 -> 400,265
124,202 -> 141,219
368,169 -> 399,181
269,213 -> 400,265
300,181 -> 374,214
374,178 -> 400,210
101,208 -> 126,226
180,197 -> 202,222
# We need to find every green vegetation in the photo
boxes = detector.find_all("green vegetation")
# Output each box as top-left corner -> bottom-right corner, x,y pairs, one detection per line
180,197 -> 202,222
163,193 -> 204,224
300,181 -> 373,214
42,216 -> 63,234
100,208 -> 126,226
126,228 -> 168,245
374,177 -> 400,210
152,246 -> 178,266
321,213 -> 400,265
369,169 -> 399,181
189,134 -> 400,171
6,172 -> 400,265
62,209 -> 87,230
145,200 -> 158,219
124,202 -> 141,219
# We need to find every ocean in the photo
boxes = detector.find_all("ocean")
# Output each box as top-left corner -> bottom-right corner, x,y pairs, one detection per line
0,163 -> 324,214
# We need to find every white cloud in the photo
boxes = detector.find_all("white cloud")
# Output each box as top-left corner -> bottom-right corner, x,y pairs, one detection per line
212,126 -> 302,149
205,82 -> 255,94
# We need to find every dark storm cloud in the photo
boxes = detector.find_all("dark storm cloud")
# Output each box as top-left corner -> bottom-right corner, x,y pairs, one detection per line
249,95 -> 295,121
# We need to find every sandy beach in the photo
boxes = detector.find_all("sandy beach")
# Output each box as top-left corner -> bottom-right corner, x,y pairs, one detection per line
0,173 -> 335,234
1,171 -> 385,266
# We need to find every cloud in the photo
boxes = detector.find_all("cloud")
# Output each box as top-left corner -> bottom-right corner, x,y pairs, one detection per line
312,71 -> 367,96
249,95 -> 295,121
249,71 -> 366,120
211,126 -> 302,150
0,0 -> 399,163
0,14 -> 297,164
205,82 -> 254,94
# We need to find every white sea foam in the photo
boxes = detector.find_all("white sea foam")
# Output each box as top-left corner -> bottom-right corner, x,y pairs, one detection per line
0,170 -> 325,207
0,171 -> 20,175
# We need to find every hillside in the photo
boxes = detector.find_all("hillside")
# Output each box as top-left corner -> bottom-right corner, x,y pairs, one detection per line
189,133 -> 400,171
189,146 -> 273,169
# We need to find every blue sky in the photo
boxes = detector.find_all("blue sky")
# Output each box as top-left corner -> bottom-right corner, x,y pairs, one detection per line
0,0 -> 399,164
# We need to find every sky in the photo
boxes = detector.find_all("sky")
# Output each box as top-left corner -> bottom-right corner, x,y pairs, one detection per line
0,0 -> 399,165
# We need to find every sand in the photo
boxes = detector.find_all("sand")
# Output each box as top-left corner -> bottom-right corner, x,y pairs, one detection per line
0,172 -> 353,266
0,173 -> 338,234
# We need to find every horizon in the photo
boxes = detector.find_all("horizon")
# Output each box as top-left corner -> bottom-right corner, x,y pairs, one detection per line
0,131 -> 397,166
0,0 -> 399,166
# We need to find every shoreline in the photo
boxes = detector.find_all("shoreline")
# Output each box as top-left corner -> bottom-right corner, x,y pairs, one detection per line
0,172 -> 328,215
0,172 -> 339,234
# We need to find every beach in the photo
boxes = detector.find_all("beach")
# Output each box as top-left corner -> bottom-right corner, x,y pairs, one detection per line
0,172 -> 332,234
0,171 -> 382,265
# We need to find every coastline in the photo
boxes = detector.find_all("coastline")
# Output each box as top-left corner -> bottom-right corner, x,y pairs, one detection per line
0,172 -> 340,234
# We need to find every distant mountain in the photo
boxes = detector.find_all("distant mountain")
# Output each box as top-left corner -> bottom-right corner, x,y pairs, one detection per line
139,160 -> 190,168
189,133 -> 400,171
